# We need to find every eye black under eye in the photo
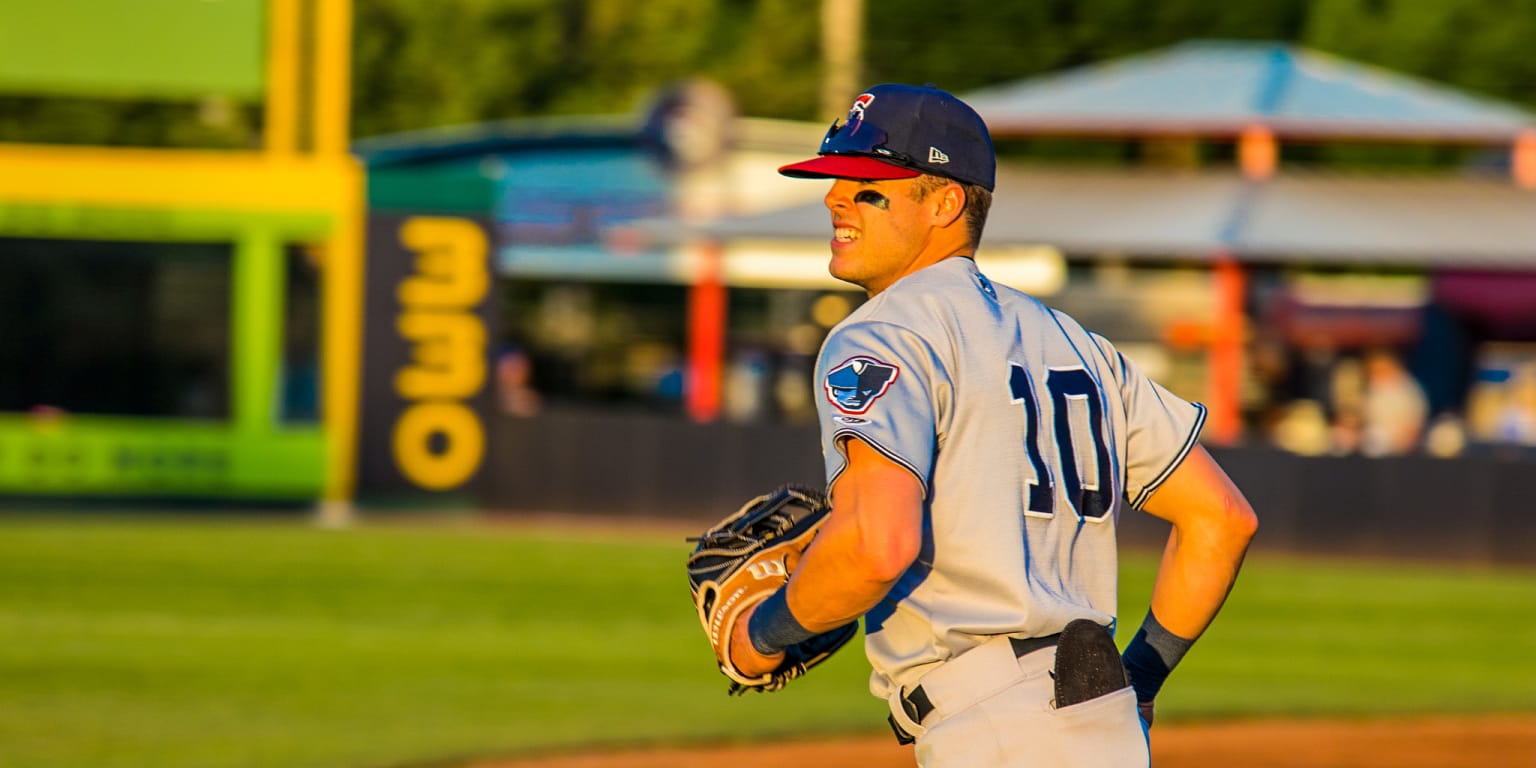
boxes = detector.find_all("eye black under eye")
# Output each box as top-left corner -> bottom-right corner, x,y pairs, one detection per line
854,190 -> 890,209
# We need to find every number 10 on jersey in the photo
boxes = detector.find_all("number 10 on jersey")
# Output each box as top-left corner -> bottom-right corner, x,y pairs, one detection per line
1008,364 -> 1113,521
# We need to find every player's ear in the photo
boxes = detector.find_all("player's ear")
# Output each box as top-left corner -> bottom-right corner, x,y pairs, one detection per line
929,182 -> 965,230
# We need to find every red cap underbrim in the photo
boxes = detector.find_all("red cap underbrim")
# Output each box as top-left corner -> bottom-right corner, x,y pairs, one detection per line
778,154 -> 921,181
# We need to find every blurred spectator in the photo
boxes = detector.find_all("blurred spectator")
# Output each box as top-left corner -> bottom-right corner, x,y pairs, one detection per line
1270,399 -> 1332,456
1360,348 -> 1429,456
495,346 -> 541,417
772,354 -> 816,423
623,342 -> 683,407
1423,412 -> 1467,458
1328,356 -> 1365,455
724,348 -> 771,423
1296,341 -> 1342,410
1330,409 -> 1364,455
1494,362 -> 1536,445
656,366 -> 685,403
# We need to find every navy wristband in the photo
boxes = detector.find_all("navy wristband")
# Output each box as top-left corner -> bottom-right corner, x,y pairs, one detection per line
747,588 -> 815,655
1120,610 -> 1194,703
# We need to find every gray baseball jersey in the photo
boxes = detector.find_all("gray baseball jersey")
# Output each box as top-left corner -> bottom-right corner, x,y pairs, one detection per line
813,257 -> 1206,700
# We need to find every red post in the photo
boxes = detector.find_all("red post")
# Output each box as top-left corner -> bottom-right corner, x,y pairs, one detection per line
1239,124 -> 1277,181
1207,255 -> 1247,445
686,241 -> 727,422
1514,129 -> 1536,190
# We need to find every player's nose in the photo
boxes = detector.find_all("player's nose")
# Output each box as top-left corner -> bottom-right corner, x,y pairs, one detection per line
824,180 -> 859,212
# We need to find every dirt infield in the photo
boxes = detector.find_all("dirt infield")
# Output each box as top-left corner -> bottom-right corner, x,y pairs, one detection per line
478,715 -> 1536,768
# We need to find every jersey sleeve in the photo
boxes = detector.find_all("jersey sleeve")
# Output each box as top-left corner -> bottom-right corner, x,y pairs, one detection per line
1093,335 -> 1207,509
816,320 -> 950,498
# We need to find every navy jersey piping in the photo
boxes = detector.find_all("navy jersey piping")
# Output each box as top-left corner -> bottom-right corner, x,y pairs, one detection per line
1129,402 -> 1208,509
827,429 -> 931,501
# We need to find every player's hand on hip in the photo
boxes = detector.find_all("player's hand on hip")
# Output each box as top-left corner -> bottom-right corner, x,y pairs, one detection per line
729,603 -> 785,677
1137,700 -> 1155,728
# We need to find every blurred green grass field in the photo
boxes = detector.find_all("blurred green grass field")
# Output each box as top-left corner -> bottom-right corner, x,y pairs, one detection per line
1,515 -> 1534,768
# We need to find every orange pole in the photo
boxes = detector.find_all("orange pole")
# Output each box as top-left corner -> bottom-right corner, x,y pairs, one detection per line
1207,124 -> 1269,445
1239,124 -> 1277,181
1207,256 -> 1247,445
686,242 -> 727,423
1514,129 -> 1536,190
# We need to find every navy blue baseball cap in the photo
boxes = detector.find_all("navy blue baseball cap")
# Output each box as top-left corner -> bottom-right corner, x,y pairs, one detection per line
779,83 -> 995,191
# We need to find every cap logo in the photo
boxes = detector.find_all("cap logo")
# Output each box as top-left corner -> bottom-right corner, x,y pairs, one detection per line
928,146 -> 950,164
848,93 -> 875,124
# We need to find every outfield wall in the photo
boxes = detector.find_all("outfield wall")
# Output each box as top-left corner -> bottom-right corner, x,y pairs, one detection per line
485,405 -> 1536,565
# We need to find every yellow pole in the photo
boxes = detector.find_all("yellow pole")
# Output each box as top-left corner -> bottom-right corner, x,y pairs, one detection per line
263,0 -> 300,155
318,159 -> 366,524
313,0 -> 353,158
312,0 -> 363,524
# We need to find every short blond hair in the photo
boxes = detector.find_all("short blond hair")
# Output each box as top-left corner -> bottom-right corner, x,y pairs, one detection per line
909,174 -> 992,247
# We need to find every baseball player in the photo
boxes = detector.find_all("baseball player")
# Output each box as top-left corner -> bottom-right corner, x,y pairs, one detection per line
729,84 -> 1258,766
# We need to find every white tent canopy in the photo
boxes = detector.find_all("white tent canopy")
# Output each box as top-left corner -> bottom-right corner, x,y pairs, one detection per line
615,166 -> 1536,270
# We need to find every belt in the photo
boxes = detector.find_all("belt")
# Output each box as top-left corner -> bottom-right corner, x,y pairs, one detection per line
888,632 -> 1062,744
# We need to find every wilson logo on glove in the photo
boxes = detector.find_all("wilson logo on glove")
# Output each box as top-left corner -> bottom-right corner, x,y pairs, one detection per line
747,561 -> 787,580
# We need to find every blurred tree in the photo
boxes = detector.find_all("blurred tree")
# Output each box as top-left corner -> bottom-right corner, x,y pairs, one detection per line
1295,0 -> 1536,169
1303,0 -> 1536,109
6,0 -> 1536,145
705,0 -> 822,119
862,0 -> 1309,94
548,0 -> 720,111
352,0 -> 575,136
351,0 -> 824,135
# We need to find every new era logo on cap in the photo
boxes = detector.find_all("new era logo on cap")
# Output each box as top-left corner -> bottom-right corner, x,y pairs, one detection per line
778,83 -> 995,191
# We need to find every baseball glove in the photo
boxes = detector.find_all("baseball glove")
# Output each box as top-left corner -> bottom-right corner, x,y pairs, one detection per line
1053,618 -> 1131,708
687,485 -> 858,694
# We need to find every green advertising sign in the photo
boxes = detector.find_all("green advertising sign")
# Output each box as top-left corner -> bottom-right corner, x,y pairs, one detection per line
0,414 -> 327,499
0,202 -> 332,501
0,0 -> 265,99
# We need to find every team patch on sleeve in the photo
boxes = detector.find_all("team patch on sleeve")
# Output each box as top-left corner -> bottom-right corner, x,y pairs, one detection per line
824,356 -> 900,414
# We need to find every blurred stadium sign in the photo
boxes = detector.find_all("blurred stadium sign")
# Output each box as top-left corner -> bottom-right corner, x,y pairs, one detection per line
358,216 -> 497,502
0,0 -> 264,99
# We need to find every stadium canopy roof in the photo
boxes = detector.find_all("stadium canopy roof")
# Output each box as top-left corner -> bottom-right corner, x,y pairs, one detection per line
650,166 -> 1536,270
962,40 -> 1536,142
622,43 -> 1536,273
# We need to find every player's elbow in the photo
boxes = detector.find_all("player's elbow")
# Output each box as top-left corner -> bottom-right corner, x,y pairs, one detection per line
1216,494 -> 1259,551
857,522 -> 922,583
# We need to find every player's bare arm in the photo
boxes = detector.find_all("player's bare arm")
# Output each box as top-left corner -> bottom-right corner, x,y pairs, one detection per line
786,436 -> 925,627
1124,443 -> 1258,723
730,437 -> 924,677
1139,444 -> 1258,638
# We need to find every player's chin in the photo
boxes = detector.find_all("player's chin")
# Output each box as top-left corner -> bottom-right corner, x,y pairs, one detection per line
826,253 -> 865,285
